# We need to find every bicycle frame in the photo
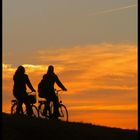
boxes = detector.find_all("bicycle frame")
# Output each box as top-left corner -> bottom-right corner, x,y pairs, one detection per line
55,89 -> 63,104
38,89 -> 68,121
11,92 -> 38,117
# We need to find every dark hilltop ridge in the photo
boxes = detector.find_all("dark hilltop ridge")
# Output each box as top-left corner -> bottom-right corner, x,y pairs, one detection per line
2,113 -> 138,140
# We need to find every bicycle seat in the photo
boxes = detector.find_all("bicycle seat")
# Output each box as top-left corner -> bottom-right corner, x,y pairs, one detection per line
11,99 -> 17,102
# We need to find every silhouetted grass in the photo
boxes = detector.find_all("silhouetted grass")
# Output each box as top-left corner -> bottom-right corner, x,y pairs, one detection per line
2,113 -> 138,140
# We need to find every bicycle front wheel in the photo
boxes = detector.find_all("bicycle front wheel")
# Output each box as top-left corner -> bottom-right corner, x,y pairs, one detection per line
58,104 -> 68,122
31,105 -> 39,118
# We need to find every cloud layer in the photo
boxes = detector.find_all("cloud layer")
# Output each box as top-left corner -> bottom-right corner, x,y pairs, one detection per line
2,43 -> 138,129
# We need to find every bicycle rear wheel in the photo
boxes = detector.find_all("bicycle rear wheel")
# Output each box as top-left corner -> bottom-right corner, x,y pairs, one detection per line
11,102 -> 25,115
11,103 -> 17,115
38,103 -> 46,118
23,104 -> 38,117
58,104 -> 68,122
39,102 -> 53,119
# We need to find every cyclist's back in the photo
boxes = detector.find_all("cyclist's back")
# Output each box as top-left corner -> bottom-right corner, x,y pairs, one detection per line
43,72 -> 66,97
41,65 -> 67,118
13,73 -> 34,98
13,65 -> 36,116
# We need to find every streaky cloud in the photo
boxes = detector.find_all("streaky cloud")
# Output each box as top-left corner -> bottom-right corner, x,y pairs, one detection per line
89,4 -> 137,16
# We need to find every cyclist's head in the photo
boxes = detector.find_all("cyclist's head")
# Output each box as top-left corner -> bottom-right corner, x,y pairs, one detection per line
47,65 -> 54,74
16,65 -> 25,74
13,65 -> 25,79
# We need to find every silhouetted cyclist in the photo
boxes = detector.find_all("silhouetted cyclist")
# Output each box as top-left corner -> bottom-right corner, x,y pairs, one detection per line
13,65 -> 36,116
42,65 -> 67,118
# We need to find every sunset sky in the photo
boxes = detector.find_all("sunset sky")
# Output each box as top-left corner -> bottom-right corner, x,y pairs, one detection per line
3,0 -> 137,129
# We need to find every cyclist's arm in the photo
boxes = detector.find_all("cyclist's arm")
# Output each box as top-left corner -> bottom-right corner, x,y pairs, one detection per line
55,75 -> 67,91
25,75 -> 36,92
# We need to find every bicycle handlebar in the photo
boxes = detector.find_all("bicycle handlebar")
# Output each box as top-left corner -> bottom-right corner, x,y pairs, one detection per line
27,91 -> 36,95
55,89 -> 66,93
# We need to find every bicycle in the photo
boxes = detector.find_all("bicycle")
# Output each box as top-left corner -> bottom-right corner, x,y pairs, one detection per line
11,92 -> 39,118
38,89 -> 68,121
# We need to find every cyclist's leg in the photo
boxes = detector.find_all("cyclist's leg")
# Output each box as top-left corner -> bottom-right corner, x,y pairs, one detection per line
42,98 -> 51,116
13,91 -> 23,114
42,98 -> 48,115
24,93 -> 33,116
51,94 -> 60,118
46,99 -> 52,117
16,100 -> 23,114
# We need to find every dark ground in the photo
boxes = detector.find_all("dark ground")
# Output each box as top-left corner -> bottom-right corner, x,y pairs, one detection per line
2,113 -> 138,140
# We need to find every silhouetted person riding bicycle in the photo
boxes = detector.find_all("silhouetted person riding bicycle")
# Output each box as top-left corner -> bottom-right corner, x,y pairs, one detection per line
13,65 -> 36,116
39,65 -> 67,119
